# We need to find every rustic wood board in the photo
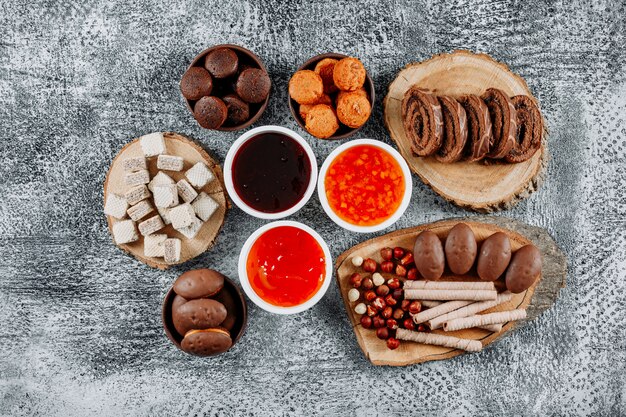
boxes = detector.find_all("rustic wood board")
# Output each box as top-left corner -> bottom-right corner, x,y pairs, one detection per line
383,50 -> 549,212
103,132 -> 228,269
335,216 -> 566,366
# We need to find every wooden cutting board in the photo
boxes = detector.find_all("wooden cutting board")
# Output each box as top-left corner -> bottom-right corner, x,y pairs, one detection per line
103,132 -> 228,269
383,50 -> 548,212
335,216 -> 566,366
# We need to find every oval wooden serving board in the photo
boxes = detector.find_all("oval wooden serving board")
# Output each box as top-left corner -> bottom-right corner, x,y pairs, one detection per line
104,132 -> 228,269
383,50 -> 548,212
335,216 -> 566,366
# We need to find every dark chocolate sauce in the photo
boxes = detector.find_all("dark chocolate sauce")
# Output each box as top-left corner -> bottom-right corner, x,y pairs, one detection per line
232,132 -> 311,213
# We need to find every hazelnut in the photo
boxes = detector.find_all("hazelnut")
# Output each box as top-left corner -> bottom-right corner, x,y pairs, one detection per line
407,268 -> 418,280
351,256 -> 364,267
417,324 -> 427,332
384,294 -> 397,307
387,278 -> 401,290
395,264 -> 407,277
409,301 -> 422,315
381,306 -> 393,319
380,247 -> 393,261
372,273 -> 385,286
380,260 -> 394,273
364,290 -> 377,302
386,319 -> 398,330
360,316 -> 372,329
403,318 -> 415,330
392,288 -> 403,300
376,327 -> 390,340
393,308 -> 405,320
366,305 -> 377,317
372,297 -> 386,311
400,300 -> 411,311
386,337 -> 400,350
373,316 -> 386,328
393,247 -> 405,259
399,251 -> 414,266
349,273 -> 363,288
361,277 -> 374,290
363,258 -> 377,273
376,284 -> 390,297
354,303 -> 367,315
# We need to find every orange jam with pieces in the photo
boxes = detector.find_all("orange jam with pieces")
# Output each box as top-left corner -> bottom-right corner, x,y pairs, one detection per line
246,226 -> 326,307
324,144 -> 405,226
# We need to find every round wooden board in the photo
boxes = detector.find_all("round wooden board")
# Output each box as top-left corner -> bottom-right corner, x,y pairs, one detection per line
335,216 -> 566,366
383,50 -> 548,212
103,132 -> 228,269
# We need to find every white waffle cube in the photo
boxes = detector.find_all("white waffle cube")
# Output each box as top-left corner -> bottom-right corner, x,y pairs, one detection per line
144,234 -> 167,257
185,162 -> 215,189
139,132 -> 166,157
169,203 -> 196,230
104,193 -> 129,219
164,238 -> 181,264
148,171 -> 174,192
124,169 -> 150,186
122,156 -> 147,172
192,192 -> 219,222
112,220 -> 138,244
176,179 -> 198,203
178,217 -> 203,239
138,215 -> 165,236
153,184 -> 179,208
157,155 -> 184,171
157,207 -> 172,225
125,185 -> 151,205
127,200 -> 154,221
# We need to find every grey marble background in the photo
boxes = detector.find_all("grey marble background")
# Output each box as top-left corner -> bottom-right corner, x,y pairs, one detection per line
1,0 -> 625,416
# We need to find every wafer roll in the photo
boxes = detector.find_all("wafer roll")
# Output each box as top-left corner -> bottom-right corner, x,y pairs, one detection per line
482,88 -> 517,159
444,309 -> 526,332
428,292 -> 513,329
396,328 -> 482,352
458,95 -> 492,162
412,300 -> 472,324
435,96 -> 467,162
505,95 -> 543,163
404,289 -> 497,301
404,281 -> 495,291
479,323 -> 503,332
401,87 -> 443,156
421,300 -> 442,308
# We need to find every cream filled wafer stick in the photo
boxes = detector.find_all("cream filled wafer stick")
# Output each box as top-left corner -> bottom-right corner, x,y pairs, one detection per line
428,292 -> 513,330
396,328 -> 482,352
479,324 -> 503,332
421,300 -> 442,308
404,289 -> 497,301
404,281 -> 495,291
444,309 -> 527,332
412,300 -> 472,324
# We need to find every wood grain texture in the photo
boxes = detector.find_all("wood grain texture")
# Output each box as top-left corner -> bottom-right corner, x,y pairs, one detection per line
0,0 -> 625,416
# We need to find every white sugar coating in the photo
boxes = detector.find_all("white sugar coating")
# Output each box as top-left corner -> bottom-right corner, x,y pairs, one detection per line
122,156 -> 147,172
176,179 -> 198,203
112,220 -> 138,244
148,171 -> 174,192
157,207 -> 172,225
138,215 -> 164,236
185,162 -> 215,189
178,216 -> 203,239
127,200 -> 154,221
372,273 -> 384,286
351,256 -> 364,267
124,169 -> 150,186
139,132 -> 166,157
157,154 -> 184,171
169,203 -> 196,230
144,233 -> 167,257
191,192 -> 219,221
104,193 -> 128,219
153,184 -> 179,208
164,238 -> 181,264
125,185 -> 151,205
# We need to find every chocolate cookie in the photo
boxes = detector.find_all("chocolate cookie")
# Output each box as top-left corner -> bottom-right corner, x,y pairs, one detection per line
482,88 -> 517,159
236,68 -> 271,103
435,96 -> 468,163
505,95 -> 543,163
458,95 -> 493,162
212,289 -> 238,332
193,96 -> 227,129
401,87 -> 443,157
180,67 -> 213,101
181,328 -> 232,357
172,298 -> 227,336
173,269 -> 225,299
204,47 -> 239,79
222,94 -> 250,125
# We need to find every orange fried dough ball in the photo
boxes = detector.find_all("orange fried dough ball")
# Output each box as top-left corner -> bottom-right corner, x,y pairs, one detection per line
333,57 -> 366,91
298,94 -> 332,120
314,58 -> 339,94
337,87 -> 368,103
305,104 -> 339,139
289,70 -> 323,104
336,91 -> 371,128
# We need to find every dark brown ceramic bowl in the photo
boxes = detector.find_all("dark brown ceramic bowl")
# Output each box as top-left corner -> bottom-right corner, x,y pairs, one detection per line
288,53 -> 375,140
162,274 -> 247,355
182,44 -> 271,131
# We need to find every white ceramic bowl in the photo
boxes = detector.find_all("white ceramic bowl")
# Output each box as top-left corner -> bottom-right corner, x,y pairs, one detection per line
317,139 -> 413,233
224,125 -> 318,219
238,220 -> 333,315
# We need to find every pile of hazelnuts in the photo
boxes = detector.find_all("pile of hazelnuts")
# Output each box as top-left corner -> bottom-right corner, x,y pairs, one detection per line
348,246 -> 425,350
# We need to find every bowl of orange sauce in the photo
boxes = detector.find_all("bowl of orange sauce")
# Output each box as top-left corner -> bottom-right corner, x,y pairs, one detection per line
238,221 -> 333,314
318,139 -> 412,233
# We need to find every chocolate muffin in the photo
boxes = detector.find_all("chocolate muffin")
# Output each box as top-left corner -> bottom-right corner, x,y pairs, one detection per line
204,48 -> 239,79
194,96 -> 227,129
235,68 -> 271,103
222,94 -> 250,125
180,67 -> 213,101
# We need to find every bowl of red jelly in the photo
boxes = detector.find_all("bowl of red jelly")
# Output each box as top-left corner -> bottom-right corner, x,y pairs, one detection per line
238,221 -> 332,314
224,126 -> 317,219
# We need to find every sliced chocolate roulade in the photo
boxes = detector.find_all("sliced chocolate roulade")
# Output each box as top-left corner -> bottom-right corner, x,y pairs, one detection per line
435,96 -> 468,163
481,88 -> 517,159
505,95 -> 543,163
401,87 -> 443,156
458,95 -> 493,162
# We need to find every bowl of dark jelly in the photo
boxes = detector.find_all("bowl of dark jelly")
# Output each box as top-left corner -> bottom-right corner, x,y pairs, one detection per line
224,126 -> 318,219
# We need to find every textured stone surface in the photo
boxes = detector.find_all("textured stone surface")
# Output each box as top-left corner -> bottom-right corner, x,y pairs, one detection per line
0,1 -> 625,416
